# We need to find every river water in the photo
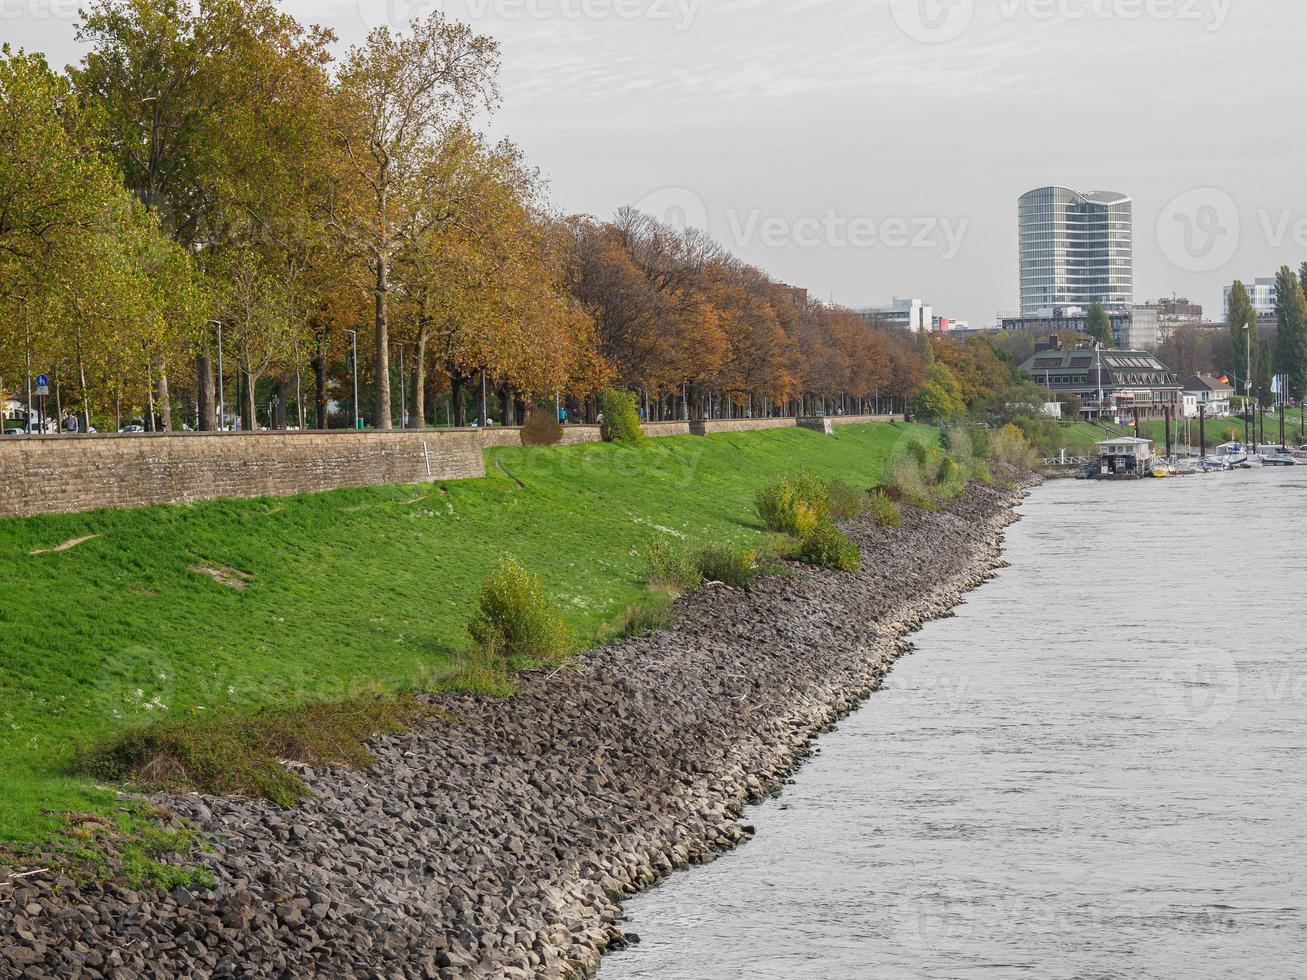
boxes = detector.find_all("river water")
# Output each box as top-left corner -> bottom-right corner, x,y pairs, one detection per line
602,469 -> 1307,979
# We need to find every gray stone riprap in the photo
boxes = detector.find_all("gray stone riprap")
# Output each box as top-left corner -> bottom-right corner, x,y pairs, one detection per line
0,478 -> 1034,979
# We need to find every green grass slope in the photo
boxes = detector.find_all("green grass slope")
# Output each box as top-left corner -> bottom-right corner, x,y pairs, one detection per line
0,422 -> 930,843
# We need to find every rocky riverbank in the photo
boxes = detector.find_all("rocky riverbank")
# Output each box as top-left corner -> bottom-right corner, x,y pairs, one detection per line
0,478 -> 1035,979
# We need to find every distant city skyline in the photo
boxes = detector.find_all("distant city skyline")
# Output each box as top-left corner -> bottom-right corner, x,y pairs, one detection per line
6,0 -> 1306,325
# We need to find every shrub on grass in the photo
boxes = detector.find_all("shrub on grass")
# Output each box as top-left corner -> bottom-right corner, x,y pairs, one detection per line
867,489 -> 902,527
755,472 -> 829,536
988,423 -> 1039,470
598,388 -> 644,444
615,599 -> 674,639
520,412 -> 564,446
884,454 -> 936,509
944,426 -> 975,462
468,556 -> 571,660
826,479 -> 867,522
645,537 -> 703,593
798,520 -> 861,573
695,543 -> 758,587
79,696 -> 435,807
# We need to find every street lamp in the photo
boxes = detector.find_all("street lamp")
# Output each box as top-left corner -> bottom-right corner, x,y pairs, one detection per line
1243,321 -> 1252,446
207,320 -> 224,431
345,329 -> 359,431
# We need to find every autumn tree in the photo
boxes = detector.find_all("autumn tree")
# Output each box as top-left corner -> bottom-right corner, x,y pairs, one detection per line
328,13 -> 500,429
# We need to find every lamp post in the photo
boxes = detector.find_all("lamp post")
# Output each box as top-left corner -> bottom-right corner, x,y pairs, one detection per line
1244,322 -> 1254,444
345,329 -> 359,430
207,320 -> 224,431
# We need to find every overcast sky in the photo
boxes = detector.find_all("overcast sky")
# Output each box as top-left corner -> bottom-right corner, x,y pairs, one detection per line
9,0 -> 1306,324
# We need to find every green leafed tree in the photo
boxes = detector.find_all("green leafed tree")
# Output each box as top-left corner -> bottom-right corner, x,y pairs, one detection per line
1226,279 -> 1257,400
1273,266 -> 1307,403
909,363 -> 967,420
1085,303 -> 1114,347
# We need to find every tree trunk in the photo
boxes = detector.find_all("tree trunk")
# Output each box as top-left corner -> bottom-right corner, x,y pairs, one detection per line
373,256 -> 392,430
243,370 -> 257,431
413,322 -> 429,429
497,384 -> 512,426
451,369 -> 468,427
272,379 -> 288,429
312,349 -> 328,429
157,362 -> 171,431
196,349 -> 216,431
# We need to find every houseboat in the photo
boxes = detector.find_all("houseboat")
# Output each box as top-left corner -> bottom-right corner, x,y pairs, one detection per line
1096,437 -> 1155,479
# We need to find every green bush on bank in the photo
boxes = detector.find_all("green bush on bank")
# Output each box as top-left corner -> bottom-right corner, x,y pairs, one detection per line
798,519 -> 862,573
754,472 -> 864,573
755,472 -> 828,536
867,489 -> 902,527
598,388 -> 644,444
468,556 -> 571,660
826,479 -> 868,522
695,543 -> 760,588
644,537 -> 759,590
989,423 -> 1039,471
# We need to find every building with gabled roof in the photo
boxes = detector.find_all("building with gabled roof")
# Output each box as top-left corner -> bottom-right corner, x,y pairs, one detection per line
1021,337 -> 1181,423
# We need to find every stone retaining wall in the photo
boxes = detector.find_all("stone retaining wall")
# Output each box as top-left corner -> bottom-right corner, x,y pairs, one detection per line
0,415 -> 899,519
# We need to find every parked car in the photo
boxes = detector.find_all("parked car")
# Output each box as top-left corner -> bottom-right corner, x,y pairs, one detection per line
119,424 -> 145,433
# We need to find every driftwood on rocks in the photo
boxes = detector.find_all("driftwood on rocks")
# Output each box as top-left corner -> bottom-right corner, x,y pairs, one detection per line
0,478 -> 1036,979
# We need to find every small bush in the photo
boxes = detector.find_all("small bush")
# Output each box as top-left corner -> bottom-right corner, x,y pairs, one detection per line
798,520 -> 862,573
755,473 -> 829,536
695,543 -> 758,588
944,426 -> 975,462
598,388 -> 644,444
646,537 -> 703,593
989,423 -> 1039,470
520,411 -> 564,446
615,600 -> 673,639
885,455 -> 936,509
79,696 -> 435,806
826,479 -> 867,522
468,556 -> 571,660
867,489 -> 902,527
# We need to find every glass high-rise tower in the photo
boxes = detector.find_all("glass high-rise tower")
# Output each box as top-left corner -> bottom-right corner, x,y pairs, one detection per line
1019,187 -> 1133,316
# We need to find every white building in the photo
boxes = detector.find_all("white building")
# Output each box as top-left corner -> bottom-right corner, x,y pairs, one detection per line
857,298 -> 933,332
1183,374 -> 1235,418
1223,277 -> 1277,318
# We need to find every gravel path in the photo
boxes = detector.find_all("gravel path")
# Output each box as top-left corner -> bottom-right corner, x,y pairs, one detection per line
0,479 -> 1034,979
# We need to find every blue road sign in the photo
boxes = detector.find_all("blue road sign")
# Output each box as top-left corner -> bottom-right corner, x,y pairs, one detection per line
36,374 -> 49,388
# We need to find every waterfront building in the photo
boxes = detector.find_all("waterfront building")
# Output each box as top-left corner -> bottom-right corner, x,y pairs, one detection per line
1018,186 -> 1133,316
1021,338 -> 1182,423
1183,374 -> 1235,418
